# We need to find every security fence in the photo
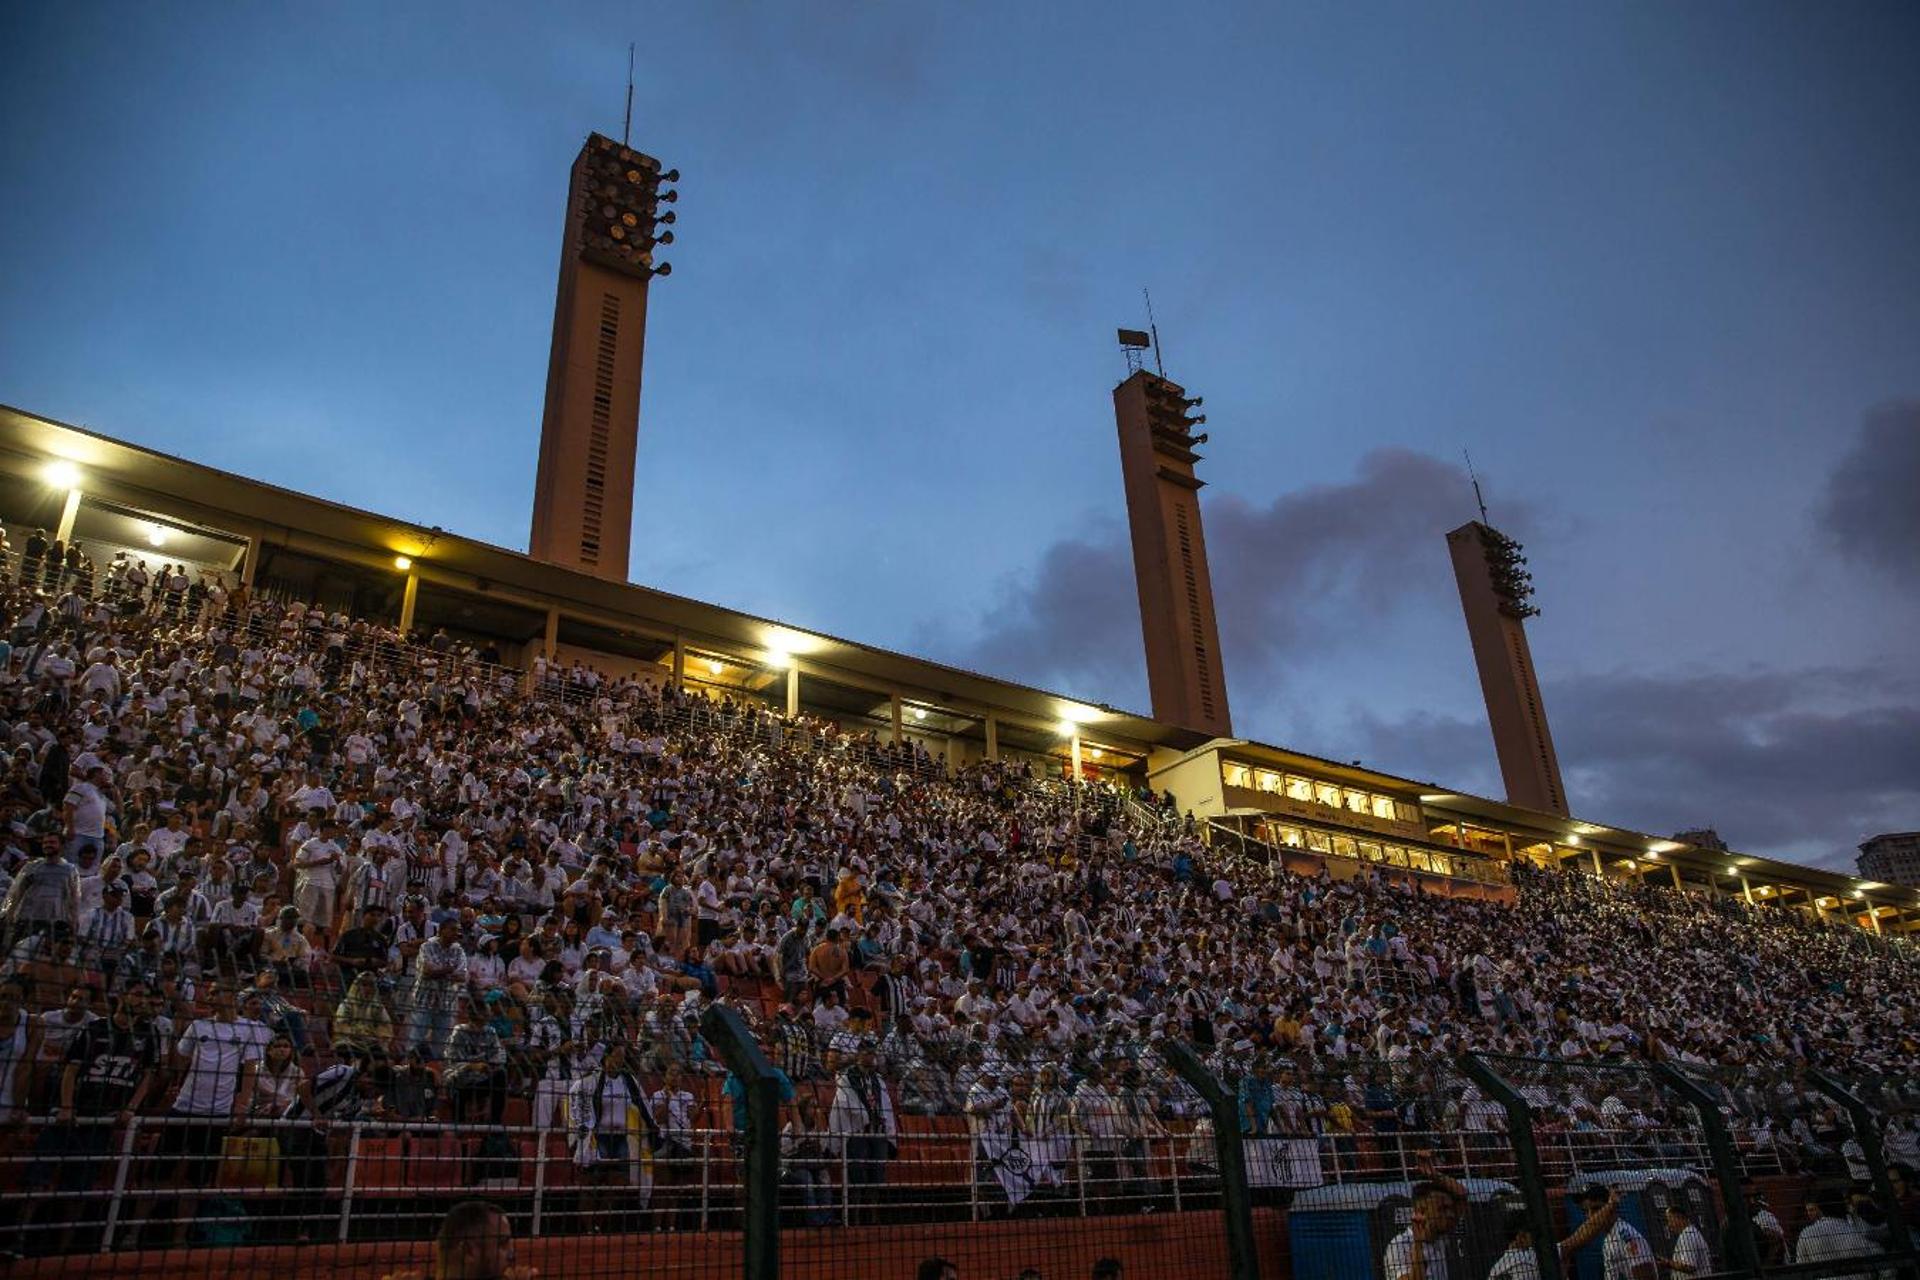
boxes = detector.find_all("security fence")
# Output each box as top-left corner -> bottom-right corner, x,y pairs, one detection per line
3,1007 -> 1917,1279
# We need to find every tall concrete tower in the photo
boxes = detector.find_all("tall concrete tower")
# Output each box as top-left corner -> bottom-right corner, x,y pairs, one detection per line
529,133 -> 677,580
1114,365 -> 1233,737
1446,520 -> 1568,816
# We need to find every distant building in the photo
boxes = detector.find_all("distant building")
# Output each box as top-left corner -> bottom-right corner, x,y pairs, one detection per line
1858,832 -> 1920,887
1672,828 -> 1729,852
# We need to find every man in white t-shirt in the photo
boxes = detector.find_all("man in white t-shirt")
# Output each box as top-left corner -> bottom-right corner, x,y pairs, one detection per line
154,985 -> 262,1242
292,820 -> 345,932
1659,1204 -> 1712,1276
1571,1185 -> 1656,1280
1383,1161 -> 1467,1280
62,765 -> 112,868
1486,1191 -> 1621,1280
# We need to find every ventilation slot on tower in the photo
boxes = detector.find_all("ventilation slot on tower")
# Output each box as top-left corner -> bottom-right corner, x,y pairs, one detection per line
1175,505 -> 1216,720
580,292 -> 621,566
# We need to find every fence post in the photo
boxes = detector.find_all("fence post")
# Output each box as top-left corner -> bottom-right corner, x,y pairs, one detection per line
1459,1054 -> 1563,1280
1653,1065 -> 1762,1278
1810,1068 -> 1914,1270
1161,1041 -> 1260,1280
700,1004 -> 780,1280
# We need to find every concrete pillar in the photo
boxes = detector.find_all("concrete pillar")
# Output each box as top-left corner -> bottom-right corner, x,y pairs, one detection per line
890,693 -> 903,744
543,606 -> 559,659
55,488 -> 82,544
945,734 -> 963,772
1070,732 -> 1083,780
672,637 -> 685,691
1867,904 -> 1883,936
1739,873 -> 1754,906
985,716 -> 999,762
1668,862 -> 1684,893
1588,848 -> 1603,878
785,666 -> 799,718
241,533 -> 262,589
399,571 -> 419,633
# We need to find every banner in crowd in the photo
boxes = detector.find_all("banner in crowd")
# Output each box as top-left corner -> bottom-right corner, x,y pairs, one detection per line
1246,1137 -> 1325,1189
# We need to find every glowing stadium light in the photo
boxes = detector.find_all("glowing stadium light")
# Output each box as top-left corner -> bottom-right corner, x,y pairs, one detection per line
766,649 -> 792,670
912,707 -> 927,721
146,525 -> 169,548
392,555 -> 412,571
43,459 -> 80,488
705,658 -> 723,675
1090,747 -> 1103,760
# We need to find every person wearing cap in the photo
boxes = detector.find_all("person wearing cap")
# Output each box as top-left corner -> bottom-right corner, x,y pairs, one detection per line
829,1038 -> 897,1225
77,880 -> 135,973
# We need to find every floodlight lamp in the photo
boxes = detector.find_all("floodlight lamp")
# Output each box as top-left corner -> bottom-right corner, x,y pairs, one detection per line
43,460 -> 80,489
705,658 -> 723,675
658,189 -> 677,203
660,168 -> 680,183
658,211 -> 676,225
656,231 -> 674,246
654,262 -> 672,277
393,555 -> 412,571
912,707 -> 927,721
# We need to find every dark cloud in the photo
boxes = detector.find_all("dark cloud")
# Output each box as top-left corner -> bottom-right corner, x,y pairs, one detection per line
1352,664 -> 1920,868
1818,401 -> 1920,586
929,447 -> 1497,704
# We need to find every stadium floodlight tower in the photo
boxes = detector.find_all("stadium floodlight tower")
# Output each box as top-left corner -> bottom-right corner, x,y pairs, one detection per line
1112,327 -> 1233,738
528,132 -> 678,582
1446,516 -> 1569,817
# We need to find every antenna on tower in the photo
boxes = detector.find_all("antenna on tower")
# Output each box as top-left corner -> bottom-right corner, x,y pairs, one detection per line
1142,287 -> 1166,378
1464,449 -> 1490,524
623,43 -> 635,146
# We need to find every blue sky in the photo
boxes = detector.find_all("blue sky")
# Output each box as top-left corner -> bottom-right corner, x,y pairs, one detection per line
3,2 -> 1917,869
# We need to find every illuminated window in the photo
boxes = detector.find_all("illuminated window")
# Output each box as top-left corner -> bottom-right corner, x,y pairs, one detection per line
1278,826 -> 1304,847
1286,776 -> 1314,803
1358,841 -> 1383,863
1344,789 -> 1370,815
1332,836 -> 1358,860
1223,763 -> 1252,789
1407,850 -> 1433,872
1306,831 -> 1332,854
1393,800 -> 1421,824
1314,782 -> 1343,808
1255,769 -> 1283,793
1371,795 -> 1396,820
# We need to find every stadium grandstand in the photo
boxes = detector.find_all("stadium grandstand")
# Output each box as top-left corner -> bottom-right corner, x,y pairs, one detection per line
0,406 -> 1916,1280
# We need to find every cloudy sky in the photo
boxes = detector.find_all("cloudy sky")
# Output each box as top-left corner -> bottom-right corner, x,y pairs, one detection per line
2,3 -> 1916,870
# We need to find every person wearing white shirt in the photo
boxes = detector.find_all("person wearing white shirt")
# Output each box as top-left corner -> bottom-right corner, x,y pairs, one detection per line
1793,1190 -> 1885,1280
1383,1162 -> 1467,1280
1659,1205 -> 1712,1276
1570,1185 -> 1656,1280
292,822 -> 345,931
1485,1192 -> 1622,1279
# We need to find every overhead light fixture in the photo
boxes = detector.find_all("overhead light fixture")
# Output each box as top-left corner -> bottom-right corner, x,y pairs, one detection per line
43,459 -> 80,489
912,707 -> 927,721
766,650 -> 792,670
705,658 -> 723,675
146,525 -> 168,548
392,555 -> 412,571
1090,747 -> 1103,760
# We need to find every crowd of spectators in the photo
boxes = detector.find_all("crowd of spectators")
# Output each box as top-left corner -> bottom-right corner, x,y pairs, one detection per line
0,539 -> 1915,1261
